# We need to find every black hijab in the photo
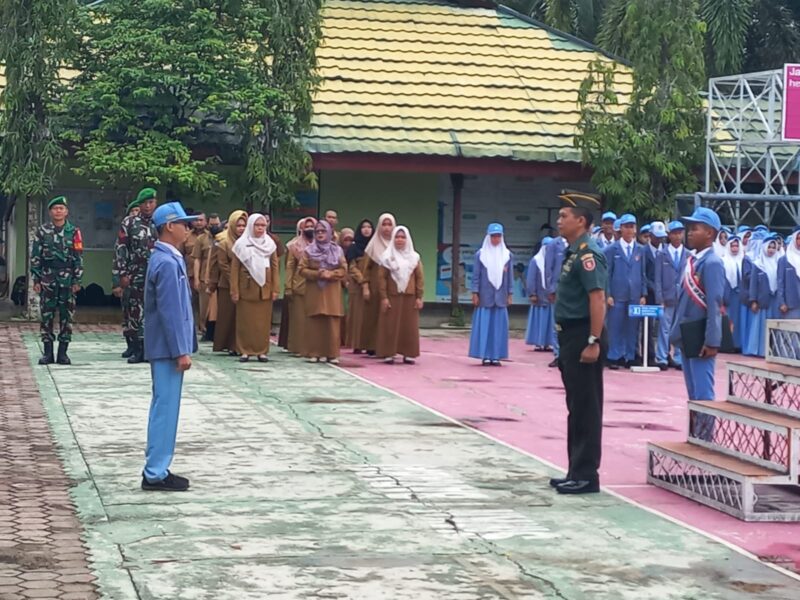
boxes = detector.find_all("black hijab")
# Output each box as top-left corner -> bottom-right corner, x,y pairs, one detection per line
346,219 -> 374,263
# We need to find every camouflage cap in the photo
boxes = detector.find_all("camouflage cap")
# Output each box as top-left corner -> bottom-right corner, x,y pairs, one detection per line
136,187 -> 157,204
47,196 -> 68,210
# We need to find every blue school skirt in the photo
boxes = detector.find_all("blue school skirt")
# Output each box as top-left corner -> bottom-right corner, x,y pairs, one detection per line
525,305 -> 555,348
469,306 -> 509,361
743,296 -> 779,357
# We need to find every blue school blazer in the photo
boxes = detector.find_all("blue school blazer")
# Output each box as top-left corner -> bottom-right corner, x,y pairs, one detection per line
144,242 -> 198,360
738,258 -> 753,305
471,251 -> 513,308
525,258 -> 549,306
748,266 -> 776,309
654,246 -> 687,306
777,256 -> 800,310
669,250 -> 725,348
604,241 -> 647,303
544,239 -> 566,295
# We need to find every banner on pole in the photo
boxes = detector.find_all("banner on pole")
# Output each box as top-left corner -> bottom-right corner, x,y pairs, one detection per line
628,305 -> 663,319
783,64 -> 800,142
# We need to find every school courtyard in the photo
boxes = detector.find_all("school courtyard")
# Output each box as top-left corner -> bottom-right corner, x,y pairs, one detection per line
1,322 -> 799,599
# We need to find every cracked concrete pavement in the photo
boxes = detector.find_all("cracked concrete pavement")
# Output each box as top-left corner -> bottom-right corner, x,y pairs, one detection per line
22,330 -> 800,599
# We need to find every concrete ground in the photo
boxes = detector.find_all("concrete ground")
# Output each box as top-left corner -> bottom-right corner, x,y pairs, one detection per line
8,326 -> 800,598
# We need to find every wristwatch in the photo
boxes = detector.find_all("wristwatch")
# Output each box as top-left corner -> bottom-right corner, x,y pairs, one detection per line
587,335 -> 599,345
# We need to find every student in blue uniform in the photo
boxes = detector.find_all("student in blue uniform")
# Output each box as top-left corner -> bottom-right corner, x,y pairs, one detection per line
669,207 -> 725,442
644,221 -> 667,362
594,211 -> 617,249
525,237 -> 555,350
721,236 -> 745,350
469,223 -> 513,366
604,214 -> 647,369
745,235 -> 780,357
655,220 -> 687,370
544,236 -> 567,367
638,223 -> 652,247
141,202 -> 198,492
613,218 -> 621,241
778,231 -> 800,319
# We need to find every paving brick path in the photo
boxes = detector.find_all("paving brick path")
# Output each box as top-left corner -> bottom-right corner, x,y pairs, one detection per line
0,324 -> 98,600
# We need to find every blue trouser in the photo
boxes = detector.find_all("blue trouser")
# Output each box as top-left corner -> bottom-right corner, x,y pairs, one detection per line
656,305 -> 682,366
607,301 -> 638,361
682,356 -> 715,442
144,359 -> 184,483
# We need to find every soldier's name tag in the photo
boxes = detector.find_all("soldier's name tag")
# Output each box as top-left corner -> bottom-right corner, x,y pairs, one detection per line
581,254 -> 596,272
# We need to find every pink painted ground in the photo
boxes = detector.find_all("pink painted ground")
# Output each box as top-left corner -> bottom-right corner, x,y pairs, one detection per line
339,334 -> 800,571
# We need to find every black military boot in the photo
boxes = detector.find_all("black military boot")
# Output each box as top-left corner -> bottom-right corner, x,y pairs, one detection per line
38,342 -> 55,365
56,342 -> 71,365
127,338 -> 145,364
121,335 -> 135,358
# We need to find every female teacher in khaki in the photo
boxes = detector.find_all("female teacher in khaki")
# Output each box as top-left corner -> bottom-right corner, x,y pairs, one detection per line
230,213 -> 280,363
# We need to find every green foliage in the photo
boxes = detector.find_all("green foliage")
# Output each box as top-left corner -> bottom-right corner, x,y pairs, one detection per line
575,0 -> 706,219
60,0 -> 322,207
502,0 -> 605,41
0,0 -> 74,198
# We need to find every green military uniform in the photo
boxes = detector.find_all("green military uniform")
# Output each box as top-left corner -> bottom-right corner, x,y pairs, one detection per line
553,194 -> 609,493
31,196 -> 84,365
116,195 -> 147,358
112,188 -> 157,362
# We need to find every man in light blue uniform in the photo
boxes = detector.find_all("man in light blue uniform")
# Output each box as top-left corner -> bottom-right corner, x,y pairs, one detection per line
655,221 -> 687,370
670,208 -> 725,441
544,236 -> 568,367
594,211 -> 617,249
604,214 -> 647,368
141,202 -> 197,492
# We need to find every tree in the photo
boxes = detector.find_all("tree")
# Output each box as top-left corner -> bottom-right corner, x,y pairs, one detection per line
574,0 -> 706,219
0,0 -> 75,317
61,0 -> 322,208
599,0 -> 800,76
502,1 -> 606,42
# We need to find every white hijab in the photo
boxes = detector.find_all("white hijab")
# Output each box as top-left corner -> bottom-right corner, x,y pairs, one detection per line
533,237 -> 551,289
753,239 -> 779,293
785,232 -> 800,282
721,238 -> 744,289
233,213 -> 277,287
365,212 -> 397,262
713,231 -> 727,258
479,232 -> 511,290
380,226 -> 420,293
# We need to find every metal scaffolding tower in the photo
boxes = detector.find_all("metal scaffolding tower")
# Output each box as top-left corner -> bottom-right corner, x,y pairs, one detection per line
699,69 -> 800,229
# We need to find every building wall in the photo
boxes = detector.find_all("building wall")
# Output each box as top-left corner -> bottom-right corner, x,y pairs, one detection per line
318,169 -> 439,301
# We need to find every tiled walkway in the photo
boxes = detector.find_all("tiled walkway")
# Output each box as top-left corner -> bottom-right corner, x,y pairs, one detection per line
0,324 -> 97,600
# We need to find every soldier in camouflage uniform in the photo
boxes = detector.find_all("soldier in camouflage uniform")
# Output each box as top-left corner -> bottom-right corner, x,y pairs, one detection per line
114,196 -> 146,358
31,196 -> 84,366
112,187 -> 158,363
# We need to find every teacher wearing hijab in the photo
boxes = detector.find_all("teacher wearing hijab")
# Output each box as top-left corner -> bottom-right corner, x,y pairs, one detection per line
469,223 -> 513,366
361,213 -> 397,356
299,221 -> 348,363
345,219 -> 374,352
230,213 -> 280,363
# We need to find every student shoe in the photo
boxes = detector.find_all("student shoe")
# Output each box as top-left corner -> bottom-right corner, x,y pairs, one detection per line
549,477 -> 570,488
366,350 -> 376,357
327,358 -> 340,364
227,350 -> 240,357
548,359 -> 558,368
306,358 -> 320,363
481,359 -> 491,366
141,471 -> 190,492
239,355 -> 250,363
353,349 -> 363,355
403,357 -> 415,365
383,357 -> 395,364
257,355 -> 269,363
656,363 -> 668,371
556,479 -> 599,495
491,360 -> 502,366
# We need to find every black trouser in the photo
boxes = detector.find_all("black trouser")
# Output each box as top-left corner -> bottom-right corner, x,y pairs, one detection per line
557,320 -> 607,482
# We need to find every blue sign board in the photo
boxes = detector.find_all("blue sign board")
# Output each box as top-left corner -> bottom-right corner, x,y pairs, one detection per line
628,305 -> 664,318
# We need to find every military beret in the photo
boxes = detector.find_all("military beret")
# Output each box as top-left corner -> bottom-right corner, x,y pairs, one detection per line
136,187 -> 157,204
47,196 -> 67,210
126,200 -> 141,213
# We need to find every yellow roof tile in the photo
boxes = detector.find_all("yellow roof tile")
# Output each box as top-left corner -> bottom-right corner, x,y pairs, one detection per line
311,0 -> 630,161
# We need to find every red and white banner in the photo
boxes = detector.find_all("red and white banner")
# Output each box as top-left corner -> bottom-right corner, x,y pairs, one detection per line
783,64 -> 800,142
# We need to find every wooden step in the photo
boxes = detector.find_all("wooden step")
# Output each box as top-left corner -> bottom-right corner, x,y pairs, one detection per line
647,442 -> 800,521
649,441 -> 783,478
727,361 -> 800,419
686,402 -> 799,475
